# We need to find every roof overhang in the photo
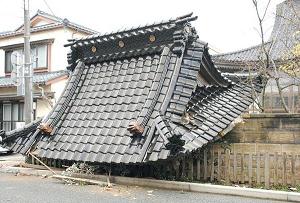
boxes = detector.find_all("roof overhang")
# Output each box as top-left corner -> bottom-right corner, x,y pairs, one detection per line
0,92 -> 54,101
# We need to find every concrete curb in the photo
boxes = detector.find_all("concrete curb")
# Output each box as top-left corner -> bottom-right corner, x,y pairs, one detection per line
76,174 -> 300,202
0,166 -> 57,177
1,166 -> 300,202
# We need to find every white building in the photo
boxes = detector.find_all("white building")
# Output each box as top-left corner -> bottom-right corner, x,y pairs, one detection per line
0,10 -> 98,131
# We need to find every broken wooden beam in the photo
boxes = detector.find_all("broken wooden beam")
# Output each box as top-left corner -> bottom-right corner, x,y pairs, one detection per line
52,175 -> 108,186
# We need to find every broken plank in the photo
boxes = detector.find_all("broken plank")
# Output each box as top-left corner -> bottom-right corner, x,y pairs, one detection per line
52,175 -> 108,186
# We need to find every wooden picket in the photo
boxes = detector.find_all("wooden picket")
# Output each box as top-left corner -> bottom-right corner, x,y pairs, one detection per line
27,148 -> 300,188
174,149 -> 300,188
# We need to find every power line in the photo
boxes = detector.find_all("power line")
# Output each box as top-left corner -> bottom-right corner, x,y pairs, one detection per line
42,0 -> 55,16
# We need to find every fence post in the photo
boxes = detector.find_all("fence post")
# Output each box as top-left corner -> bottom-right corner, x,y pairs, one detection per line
181,156 -> 186,179
283,152 -> 287,185
210,149 -> 214,182
225,149 -> 230,185
204,149 -> 208,181
197,159 -> 201,180
292,153 -> 296,187
265,152 -> 270,189
241,153 -> 245,184
217,150 -> 221,182
257,153 -> 261,185
233,152 -> 237,183
248,153 -> 252,185
274,152 -> 278,185
189,158 -> 194,181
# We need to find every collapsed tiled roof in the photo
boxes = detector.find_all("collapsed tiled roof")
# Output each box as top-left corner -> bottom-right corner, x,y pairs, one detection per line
213,0 -> 300,71
0,70 -> 68,87
0,10 -> 98,39
1,13 -> 262,164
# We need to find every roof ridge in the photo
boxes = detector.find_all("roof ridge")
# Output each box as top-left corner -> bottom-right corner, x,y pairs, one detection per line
12,9 -> 98,35
213,41 -> 272,58
36,10 -> 100,34
36,10 -> 63,23
66,12 -> 197,46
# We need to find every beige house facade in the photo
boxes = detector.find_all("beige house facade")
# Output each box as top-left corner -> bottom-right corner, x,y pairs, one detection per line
0,10 -> 98,131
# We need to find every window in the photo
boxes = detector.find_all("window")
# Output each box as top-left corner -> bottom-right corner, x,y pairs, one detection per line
31,44 -> 48,69
5,49 -> 23,73
1,102 -> 24,131
5,44 -> 48,73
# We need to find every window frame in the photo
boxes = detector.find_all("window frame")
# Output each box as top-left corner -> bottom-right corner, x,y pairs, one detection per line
31,44 -> 48,70
0,101 -> 36,131
2,39 -> 54,74
1,102 -> 24,131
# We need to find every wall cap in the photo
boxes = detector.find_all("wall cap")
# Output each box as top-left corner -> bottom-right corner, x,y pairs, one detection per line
242,113 -> 300,119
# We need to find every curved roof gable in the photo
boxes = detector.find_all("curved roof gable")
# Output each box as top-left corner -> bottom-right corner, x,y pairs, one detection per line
2,13 -> 261,164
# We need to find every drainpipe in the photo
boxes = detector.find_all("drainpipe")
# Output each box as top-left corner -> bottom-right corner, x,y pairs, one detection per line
36,84 -> 53,108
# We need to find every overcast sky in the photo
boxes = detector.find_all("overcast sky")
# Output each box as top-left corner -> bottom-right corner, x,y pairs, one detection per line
0,0 -> 284,54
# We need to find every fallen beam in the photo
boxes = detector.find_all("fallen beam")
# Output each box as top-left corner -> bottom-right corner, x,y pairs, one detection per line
19,163 -> 64,172
52,175 -> 108,186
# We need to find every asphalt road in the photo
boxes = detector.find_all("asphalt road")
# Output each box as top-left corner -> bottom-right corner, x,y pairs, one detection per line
0,173 -> 288,203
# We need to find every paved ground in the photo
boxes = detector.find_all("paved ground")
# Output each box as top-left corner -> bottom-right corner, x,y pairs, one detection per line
0,173 -> 288,203
0,153 -> 24,170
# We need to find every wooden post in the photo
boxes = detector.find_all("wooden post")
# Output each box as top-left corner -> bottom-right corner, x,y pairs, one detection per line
233,152 -> 237,183
181,157 -> 186,179
210,149 -> 214,182
53,159 -> 57,168
189,158 -> 194,181
28,152 -> 57,175
274,152 -> 278,185
31,155 -> 34,165
265,152 -> 270,189
248,153 -> 252,185
225,149 -> 230,185
257,153 -> 261,185
173,160 -> 179,179
204,149 -> 208,181
57,159 -> 62,168
217,150 -> 221,182
162,163 -> 167,178
241,153 -> 245,184
296,155 -> 299,186
283,152 -> 287,185
196,159 -> 201,180
291,153 -> 296,187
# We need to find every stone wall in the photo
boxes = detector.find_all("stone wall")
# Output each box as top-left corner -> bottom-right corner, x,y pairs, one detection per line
214,113 -> 300,154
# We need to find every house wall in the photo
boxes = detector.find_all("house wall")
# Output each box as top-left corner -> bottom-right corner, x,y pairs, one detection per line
0,87 -> 17,95
0,85 -> 55,120
0,27 -> 88,76
34,80 -> 68,118
51,76 -> 68,103
36,99 -> 51,119
0,27 -> 88,126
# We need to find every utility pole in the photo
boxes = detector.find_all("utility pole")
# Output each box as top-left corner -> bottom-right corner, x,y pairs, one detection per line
24,0 -> 33,124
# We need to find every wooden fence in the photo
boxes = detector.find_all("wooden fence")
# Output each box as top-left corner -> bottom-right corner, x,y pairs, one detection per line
174,149 -> 300,188
27,148 -> 300,188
